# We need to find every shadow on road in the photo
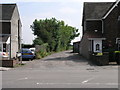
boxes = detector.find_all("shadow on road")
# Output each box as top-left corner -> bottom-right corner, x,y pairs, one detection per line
43,51 -> 118,66
44,52 -> 97,66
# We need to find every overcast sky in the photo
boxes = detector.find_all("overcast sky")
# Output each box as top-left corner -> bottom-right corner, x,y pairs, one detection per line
1,0 -> 116,44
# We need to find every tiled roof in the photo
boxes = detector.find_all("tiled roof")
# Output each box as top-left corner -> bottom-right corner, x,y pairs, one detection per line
83,2 -> 114,19
0,4 -> 16,20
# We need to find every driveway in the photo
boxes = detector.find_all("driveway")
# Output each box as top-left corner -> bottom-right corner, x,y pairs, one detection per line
2,50 -> 118,88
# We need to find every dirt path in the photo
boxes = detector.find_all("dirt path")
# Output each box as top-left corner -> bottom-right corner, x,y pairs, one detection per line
19,50 -> 92,69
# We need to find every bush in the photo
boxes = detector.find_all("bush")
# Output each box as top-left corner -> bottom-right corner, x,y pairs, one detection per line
36,50 -> 49,59
35,43 -> 50,59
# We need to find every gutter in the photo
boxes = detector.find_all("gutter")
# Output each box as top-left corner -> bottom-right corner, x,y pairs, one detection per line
0,20 -> 11,22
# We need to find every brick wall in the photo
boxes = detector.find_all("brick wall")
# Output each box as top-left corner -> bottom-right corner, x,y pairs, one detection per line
1,59 -> 19,67
79,34 -> 90,59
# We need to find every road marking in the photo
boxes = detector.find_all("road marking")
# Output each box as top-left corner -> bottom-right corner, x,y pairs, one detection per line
17,77 -> 28,80
35,82 -> 118,86
105,83 -> 118,85
82,77 -> 95,84
36,83 -> 82,85
85,83 -> 118,86
36,83 -> 40,85
82,80 -> 89,84
25,77 -> 28,79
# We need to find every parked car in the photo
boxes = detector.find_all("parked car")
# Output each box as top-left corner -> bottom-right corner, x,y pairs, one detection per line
0,52 -> 9,60
22,48 -> 35,60
29,48 -> 36,55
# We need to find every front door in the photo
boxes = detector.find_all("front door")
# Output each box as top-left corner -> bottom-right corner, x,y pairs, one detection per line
93,39 -> 102,53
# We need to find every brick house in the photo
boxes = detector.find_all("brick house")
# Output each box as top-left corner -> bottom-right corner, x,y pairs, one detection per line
80,0 -> 120,61
0,4 -> 22,60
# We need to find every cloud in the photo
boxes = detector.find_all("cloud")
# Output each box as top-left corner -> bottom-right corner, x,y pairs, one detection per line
34,12 -> 55,19
59,7 -> 79,14
81,0 -> 115,2
0,0 -> 82,3
1,0 -> 115,3
0,0 -> 52,3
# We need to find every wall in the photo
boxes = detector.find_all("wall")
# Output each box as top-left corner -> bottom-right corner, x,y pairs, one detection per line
79,34 -> 90,59
10,6 -> 21,59
103,6 -> 119,50
80,20 -> 102,59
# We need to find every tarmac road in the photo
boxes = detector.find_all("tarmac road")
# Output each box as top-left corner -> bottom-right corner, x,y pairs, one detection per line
1,50 -> 119,88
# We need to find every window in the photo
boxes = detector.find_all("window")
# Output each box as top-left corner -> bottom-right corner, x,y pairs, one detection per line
116,38 -> 120,51
0,44 -> 3,52
118,16 -> 120,21
96,44 -> 100,51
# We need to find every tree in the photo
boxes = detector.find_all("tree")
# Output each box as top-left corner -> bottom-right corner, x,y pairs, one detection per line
30,18 -> 80,52
33,37 -> 43,45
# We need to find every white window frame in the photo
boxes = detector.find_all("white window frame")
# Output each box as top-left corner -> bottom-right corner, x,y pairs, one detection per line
116,38 -> 120,44
116,38 -> 120,51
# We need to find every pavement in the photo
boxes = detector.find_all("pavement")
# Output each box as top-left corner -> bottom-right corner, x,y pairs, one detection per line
0,67 -> 11,71
1,50 -> 119,88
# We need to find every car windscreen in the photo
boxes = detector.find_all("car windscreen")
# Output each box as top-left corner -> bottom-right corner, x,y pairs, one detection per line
22,49 -> 31,53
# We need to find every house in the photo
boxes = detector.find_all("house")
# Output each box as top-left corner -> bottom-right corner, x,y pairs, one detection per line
73,41 -> 80,53
80,0 -> 120,61
0,4 -> 22,60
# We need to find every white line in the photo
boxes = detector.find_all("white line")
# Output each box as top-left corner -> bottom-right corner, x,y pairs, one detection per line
36,83 -> 82,85
35,82 -> 118,86
85,83 -> 118,86
17,77 -> 28,80
82,80 -> 89,84
82,77 -> 95,84
36,83 -> 118,86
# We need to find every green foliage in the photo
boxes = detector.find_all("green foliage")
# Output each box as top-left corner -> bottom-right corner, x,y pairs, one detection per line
36,50 -> 48,59
35,43 -> 49,59
33,38 -> 43,45
31,17 -> 80,53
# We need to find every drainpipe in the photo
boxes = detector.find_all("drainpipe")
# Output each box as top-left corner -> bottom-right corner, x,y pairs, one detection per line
101,19 -> 104,34
9,35 -> 11,60
101,19 -> 104,53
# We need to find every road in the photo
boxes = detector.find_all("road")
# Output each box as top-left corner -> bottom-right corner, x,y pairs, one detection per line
2,50 -> 119,88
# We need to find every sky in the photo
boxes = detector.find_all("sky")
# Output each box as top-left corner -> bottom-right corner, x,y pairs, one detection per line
0,0 -> 116,44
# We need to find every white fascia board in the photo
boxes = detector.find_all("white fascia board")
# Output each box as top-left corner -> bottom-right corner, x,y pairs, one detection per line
88,38 -> 106,40
6,37 -> 10,44
86,19 -> 101,21
0,20 -> 11,22
103,0 -> 119,19
116,38 -> 120,43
